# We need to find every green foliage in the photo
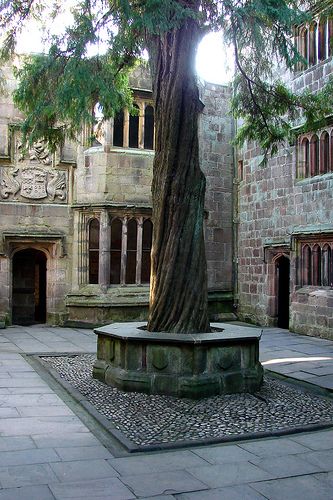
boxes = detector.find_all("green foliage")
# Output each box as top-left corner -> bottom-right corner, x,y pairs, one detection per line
0,0 -> 332,156
224,0 -> 333,158
13,52 -> 133,149
232,75 -> 333,160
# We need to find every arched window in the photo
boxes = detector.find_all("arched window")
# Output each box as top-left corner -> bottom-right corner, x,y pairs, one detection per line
321,244 -> 331,286
126,219 -> 138,284
294,26 -> 300,71
320,131 -> 329,174
89,218 -> 100,284
309,23 -> 317,66
300,239 -> 333,289
300,27 -> 308,68
318,18 -> 327,61
144,105 -> 154,149
310,134 -> 319,176
299,137 -> 310,177
129,104 -> 140,148
312,244 -> 321,286
141,219 -> 153,283
113,110 -> 124,147
110,218 -> 122,284
328,18 -> 333,58
302,245 -> 312,285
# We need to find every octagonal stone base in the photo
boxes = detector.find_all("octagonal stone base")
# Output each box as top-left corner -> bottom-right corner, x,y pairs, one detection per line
93,322 -> 263,399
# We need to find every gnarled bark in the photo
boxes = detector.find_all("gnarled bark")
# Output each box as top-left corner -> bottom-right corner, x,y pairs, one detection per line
146,10 -> 210,333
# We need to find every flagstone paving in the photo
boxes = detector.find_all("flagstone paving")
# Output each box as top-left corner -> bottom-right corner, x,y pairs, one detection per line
0,323 -> 332,499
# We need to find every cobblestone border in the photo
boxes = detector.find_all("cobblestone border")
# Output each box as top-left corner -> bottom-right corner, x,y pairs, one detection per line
28,353 -> 333,453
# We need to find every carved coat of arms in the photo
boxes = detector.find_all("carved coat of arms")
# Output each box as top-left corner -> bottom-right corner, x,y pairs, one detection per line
21,167 -> 48,199
0,138 -> 67,202
0,167 -> 67,202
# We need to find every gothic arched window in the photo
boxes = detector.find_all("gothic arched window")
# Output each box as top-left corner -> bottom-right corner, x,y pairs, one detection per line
299,137 -> 310,177
141,219 -> 153,283
126,219 -> 138,284
89,218 -> 100,284
318,18 -> 327,61
300,26 -> 308,68
321,244 -> 331,286
309,23 -> 317,66
310,134 -> 319,176
320,131 -> 330,174
312,244 -> 321,286
110,218 -> 122,284
302,244 -> 312,285
328,18 -> 333,57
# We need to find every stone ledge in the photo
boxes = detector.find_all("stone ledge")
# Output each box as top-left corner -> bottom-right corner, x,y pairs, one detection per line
95,321 -> 262,345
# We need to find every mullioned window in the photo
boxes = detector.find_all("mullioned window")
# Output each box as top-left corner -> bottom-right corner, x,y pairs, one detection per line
87,215 -> 153,286
295,16 -> 333,71
298,238 -> 333,287
113,101 -> 155,150
297,126 -> 333,178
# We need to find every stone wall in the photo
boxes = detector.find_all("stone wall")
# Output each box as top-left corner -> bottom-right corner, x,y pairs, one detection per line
0,61 -> 75,325
237,57 -> 333,339
199,82 -> 234,313
75,146 -> 153,206
0,59 -> 235,326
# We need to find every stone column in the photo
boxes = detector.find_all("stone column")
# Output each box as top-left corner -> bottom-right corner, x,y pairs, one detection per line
103,119 -> 113,153
98,210 -> 111,289
138,102 -> 145,149
123,109 -> 129,148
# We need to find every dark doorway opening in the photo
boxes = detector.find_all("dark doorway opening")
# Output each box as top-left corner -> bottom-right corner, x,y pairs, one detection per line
12,249 -> 47,325
276,255 -> 290,329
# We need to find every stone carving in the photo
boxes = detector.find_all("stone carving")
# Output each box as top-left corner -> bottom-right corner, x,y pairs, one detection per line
17,139 -> 52,165
21,167 -> 47,199
217,348 -> 237,370
0,166 -> 67,202
93,119 -> 106,146
46,170 -> 67,201
217,354 -> 233,370
152,348 -> 169,371
0,167 -> 20,198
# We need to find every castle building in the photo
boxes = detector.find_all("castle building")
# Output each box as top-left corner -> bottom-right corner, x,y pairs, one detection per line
236,11 -> 333,339
0,64 -> 234,328
0,7 -> 332,340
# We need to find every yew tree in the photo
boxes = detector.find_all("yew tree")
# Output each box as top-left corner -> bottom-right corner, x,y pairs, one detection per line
1,0 -> 332,333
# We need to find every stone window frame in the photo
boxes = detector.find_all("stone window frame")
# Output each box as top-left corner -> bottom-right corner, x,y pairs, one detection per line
296,236 -> 333,287
294,15 -> 333,72
112,95 -> 155,151
82,209 -> 152,287
296,126 -> 333,178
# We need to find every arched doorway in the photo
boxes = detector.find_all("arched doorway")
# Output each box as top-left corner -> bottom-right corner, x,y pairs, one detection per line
276,255 -> 290,329
12,249 -> 47,325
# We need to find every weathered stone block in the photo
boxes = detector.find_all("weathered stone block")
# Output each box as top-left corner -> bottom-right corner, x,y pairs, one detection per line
93,322 -> 263,399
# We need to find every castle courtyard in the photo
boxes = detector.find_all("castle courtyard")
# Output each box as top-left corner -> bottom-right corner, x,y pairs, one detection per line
0,323 -> 331,499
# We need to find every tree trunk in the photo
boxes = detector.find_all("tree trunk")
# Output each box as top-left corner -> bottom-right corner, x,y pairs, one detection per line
146,10 -> 210,334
